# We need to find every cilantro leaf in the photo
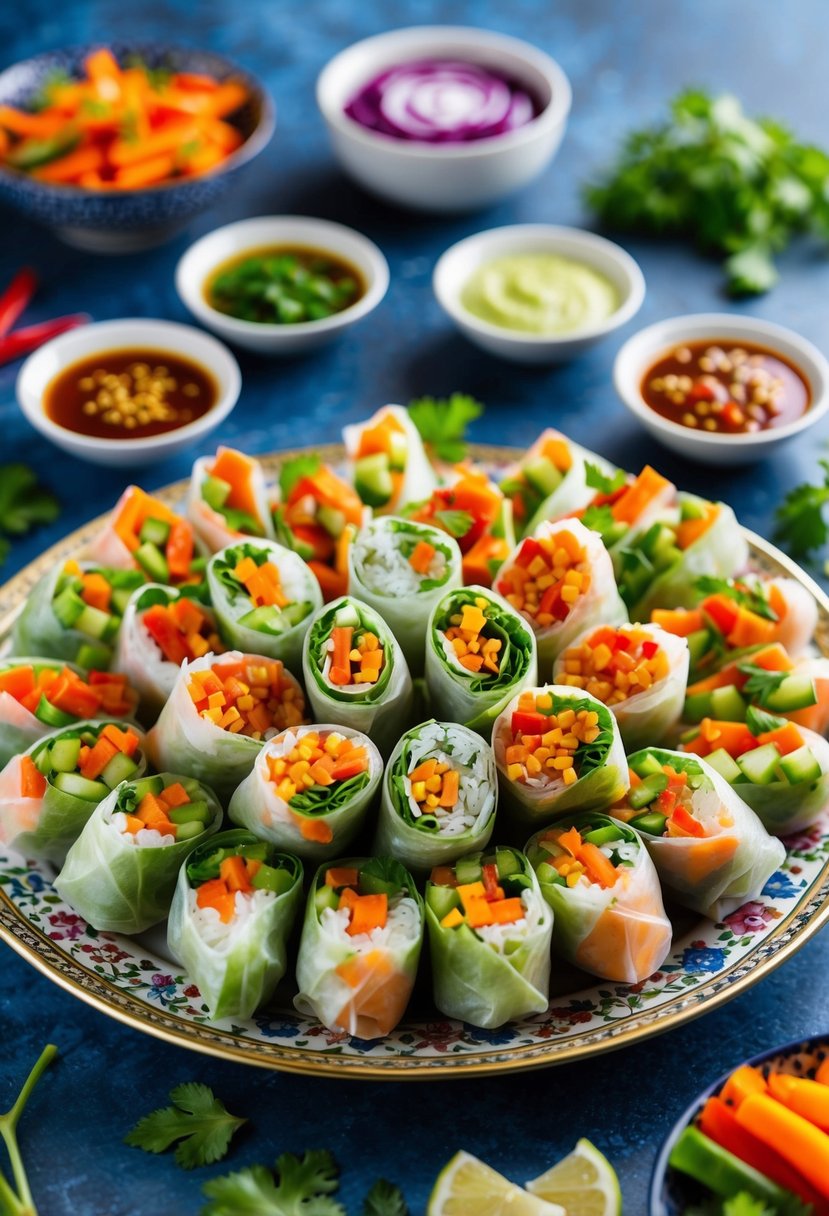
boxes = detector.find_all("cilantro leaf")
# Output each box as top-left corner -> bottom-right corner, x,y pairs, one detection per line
774,460 -> 829,558
434,508 -> 474,538
279,455 -> 321,501
125,1082 -> 246,1170
695,576 -> 778,621
736,662 -> 803,709
408,393 -> 484,463
745,704 -> 788,735
0,464 -> 59,544
584,462 -> 626,496
201,1150 -> 344,1216
581,504 -> 619,540
362,1179 -> 408,1216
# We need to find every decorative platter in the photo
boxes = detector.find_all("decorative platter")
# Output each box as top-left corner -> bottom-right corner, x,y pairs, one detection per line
1,443 -> 828,1079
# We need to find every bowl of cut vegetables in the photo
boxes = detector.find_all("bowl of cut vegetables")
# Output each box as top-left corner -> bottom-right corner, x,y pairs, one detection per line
0,44 -> 275,253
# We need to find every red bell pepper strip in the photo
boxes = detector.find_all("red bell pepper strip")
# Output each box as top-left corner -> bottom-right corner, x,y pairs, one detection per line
0,313 -> 89,365
0,267 -> 37,337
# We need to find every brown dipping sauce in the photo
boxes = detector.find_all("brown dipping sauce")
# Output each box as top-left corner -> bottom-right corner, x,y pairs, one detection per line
43,349 -> 217,440
641,340 -> 810,435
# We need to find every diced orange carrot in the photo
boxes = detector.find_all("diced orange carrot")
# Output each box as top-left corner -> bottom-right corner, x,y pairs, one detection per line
20,755 -> 46,799
79,736 -> 118,779
0,666 -> 36,701
346,893 -> 388,936
326,867 -> 359,889
196,878 -> 236,923
158,782 -> 190,808
650,608 -> 703,636
220,855 -> 252,893
756,723 -> 805,756
488,897 -> 525,924
409,540 -> 436,574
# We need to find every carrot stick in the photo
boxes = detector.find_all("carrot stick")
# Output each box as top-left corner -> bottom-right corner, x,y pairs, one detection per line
20,755 -> 46,799
114,153 -> 178,190
767,1072 -> 829,1130
109,121 -> 196,167
34,145 -> 105,183
736,1094 -> 829,1199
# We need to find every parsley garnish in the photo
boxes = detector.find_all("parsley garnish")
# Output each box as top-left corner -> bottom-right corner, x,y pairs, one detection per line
773,460 -> 829,559
695,576 -> 778,621
0,465 -> 59,569
125,1083 -> 246,1170
434,508 -> 474,538
201,1149 -> 343,1216
279,454 -> 321,500
584,463 -> 626,496
407,393 -> 483,463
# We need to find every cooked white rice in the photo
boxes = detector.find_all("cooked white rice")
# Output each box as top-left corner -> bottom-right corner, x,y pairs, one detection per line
112,810 -> 175,848
353,523 -> 448,596
401,721 -> 494,837
319,895 -> 420,952
188,886 -> 275,950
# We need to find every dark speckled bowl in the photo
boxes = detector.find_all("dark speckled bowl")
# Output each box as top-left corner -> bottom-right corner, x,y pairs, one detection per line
650,1033 -> 829,1215
0,43 -> 275,253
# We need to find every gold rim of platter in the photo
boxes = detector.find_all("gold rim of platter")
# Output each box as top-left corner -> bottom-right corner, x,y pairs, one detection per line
1,442 -> 828,1079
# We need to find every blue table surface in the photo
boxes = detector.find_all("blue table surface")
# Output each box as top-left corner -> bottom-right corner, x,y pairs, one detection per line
2,0 -> 829,1212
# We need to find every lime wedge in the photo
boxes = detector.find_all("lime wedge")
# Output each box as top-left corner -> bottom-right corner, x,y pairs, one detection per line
428,1151 -> 566,1216
526,1138 -> 622,1216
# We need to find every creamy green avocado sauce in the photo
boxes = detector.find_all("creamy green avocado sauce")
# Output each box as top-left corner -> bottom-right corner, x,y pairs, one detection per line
461,253 -> 620,335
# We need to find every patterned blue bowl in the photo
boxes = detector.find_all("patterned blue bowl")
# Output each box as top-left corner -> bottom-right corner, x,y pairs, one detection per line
0,43 -> 275,252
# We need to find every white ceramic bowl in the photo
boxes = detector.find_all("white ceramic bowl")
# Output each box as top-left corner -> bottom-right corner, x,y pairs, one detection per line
614,313 -> 829,466
316,26 -> 571,212
175,216 -> 389,355
16,318 -> 241,467
433,224 -> 645,364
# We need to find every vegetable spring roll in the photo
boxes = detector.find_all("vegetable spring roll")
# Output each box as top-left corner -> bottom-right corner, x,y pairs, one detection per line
11,559 -> 145,669
187,447 -> 274,552
374,720 -> 497,874
0,660 -> 138,767
85,485 -> 201,586
617,748 -> 785,920
344,403 -> 437,515
114,584 -> 225,719
553,623 -> 689,751
493,517 -> 627,676
492,686 -> 628,825
425,847 -> 552,1028
425,586 -> 537,735
559,464 -> 676,553
406,467 -> 515,587
294,857 -> 424,1039
0,721 -> 145,866
208,539 -> 323,675
148,651 -> 308,802
526,813 -> 672,984
55,772 -> 223,933
302,596 -> 414,758
229,726 -> 382,861
168,829 -> 304,1021
499,430 -> 620,538
348,517 -> 463,675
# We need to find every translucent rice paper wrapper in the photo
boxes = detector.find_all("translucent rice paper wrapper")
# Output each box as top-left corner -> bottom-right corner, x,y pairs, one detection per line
374,719 -> 497,875
0,658 -> 81,768
208,539 -> 323,677
724,725 -> 829,838
492,685 -> 629,827
83,485 -> 150,570
525,813 -> 673,985
348,517 -> 463,676
626,747 -> 785,921
552,623 -> 689,752
54,773 -> 223,933
494,517 -> 628,677
0,719 -> 147,867
168,829 -> 304,1022
187,450 -> 275,554
425,584 -> 538,736
147,651 -> 306,803
302,596 -> 414,758
743,575 -> 818,657
294,857 -> 424,1039
343,403 -> 437,515
11,563 -> 110,666
520,431 -> 620,536
229,725 -> 383,863
426,849 -> 552,1028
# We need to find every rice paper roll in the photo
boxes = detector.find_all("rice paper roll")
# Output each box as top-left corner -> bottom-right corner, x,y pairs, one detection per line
553,622 -> 689,751
425,846 -> 552,1028
0,720 -> 146,866
425,585 -> 537,736
229,725 -> 382,862
54,772 -> 223,933
84,485 -> 201,587
526,813 -> 672,984
618,747 -> 785,920
499,430 -> 620,538
349,517 -> 462,675
344,403 -> 437,516
493,517 -> 627,677
405,467 -> 516,588
148,651 -> 308,802
167,829 -> 304,1021
374,719 -> 497,875
302,596 -> 414,758
208,538 -> 322,675
493,685 -> 629,827
187,447 -> 274,553
557,464 -> 677,558
294,857 -> 424,1039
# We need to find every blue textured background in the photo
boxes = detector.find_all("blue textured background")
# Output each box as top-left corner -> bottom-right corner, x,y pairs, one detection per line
1,1 -> 829,1213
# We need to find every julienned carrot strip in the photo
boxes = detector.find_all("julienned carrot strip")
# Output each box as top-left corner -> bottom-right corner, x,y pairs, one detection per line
768,1072 -> 829,1130
33,145 -> 105,183
0,665 -> 36,700
676,506 -> 718,550
0,106 -> 67,138
220,855 -> 252,893
756,723 -> 804,755
578,841 -> 618,888
85,48 -> 121,81
721,1064 -> 768,1109
20,755 -> 46,798
611,466 -> 672,525
109,120 -> 198,167
114,153 -> 178,190
650,607 -> 703,637
736,1093 -> 829,1199
166,519 -> 194,581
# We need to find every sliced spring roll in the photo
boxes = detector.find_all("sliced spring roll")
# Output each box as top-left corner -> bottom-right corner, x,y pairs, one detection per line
425,586 -> 537,735
553,623 -> 689,751
492,686 -> 628,826
425,846 -> 552,1028
148,651 -> 308,802
348,517 -> 463,675
229,726 -> 382,861
302,596 -> 414,758
493,518 -> 627,676
526,813 -> 672,984
54,772 -> 223,933
208,538 -> 322,675
560,464 -> 677,554
499,430 -> 620,538
114,584 -> 225,720
168,829 -> 304,1021
188,447 -> 274,552
344,403 -> 437,515
85,485 -> 202,586
406,467 -> 515,587
617,747 -> 785,920
0,721 -> 145,866
374,719 -> 497,874
294,857 -> 424,1039
0,660 -> 138,768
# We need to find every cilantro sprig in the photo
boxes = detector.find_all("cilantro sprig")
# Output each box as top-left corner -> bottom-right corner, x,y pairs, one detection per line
0,465 -> 59,569
584,462 -> 626,496
695,576 -> 778,622
125,1083 -> 246,1170
434,508 -> 474,538
201,1150 -> 407,1216
773,460 -> 829,560
407,393 -> 483,463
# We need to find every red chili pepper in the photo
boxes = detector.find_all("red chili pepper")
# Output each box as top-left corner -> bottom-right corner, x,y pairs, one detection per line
641,640 -> 659,659
0,313 -> 90,366
0,268 -> 37,337
481,863 -> 500,900
511,711 -> 550,737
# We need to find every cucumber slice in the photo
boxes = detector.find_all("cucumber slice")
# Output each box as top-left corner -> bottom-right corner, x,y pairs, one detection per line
536,860 -> 565,886
317,504 -> 346,538
426,884 -> 461,919
314,884 -> 340,914
456,855 -> 483,884
582,825 -> 622,847
686,629 -> 712,670
333,603 -> 361,629
34,746 -> 53,775
34,695 -> 77,728
763,674 -> 818,714
710,684 -> 748,723
494,848 -> 521,878
139,517 -> 171,548
52,771 -> 109,801
251,863 -> 294,895
135,542 -> 169,585
168,801 -> 211,825
628,772 -> 668,809
523,457 -> 563,498
779,745 -> 822,785
202,475 -> 232,511
354,453 -> 393,508
52,586 -> 86,628
737,743 -> 782,786
129,775 -> 164,801
237,605 -> 286,634
387,431 -> 408,472
48,737 -> 81,773
173,820 -> 203,841
75,603 -> 115,641
75,642 -> 112,670
704,748 -> 743,783
684,691 -> 712,724
109,587 -> 134,617
100,751 -> 139,789
629,752 -> 665,779
628,810 -> 668,836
